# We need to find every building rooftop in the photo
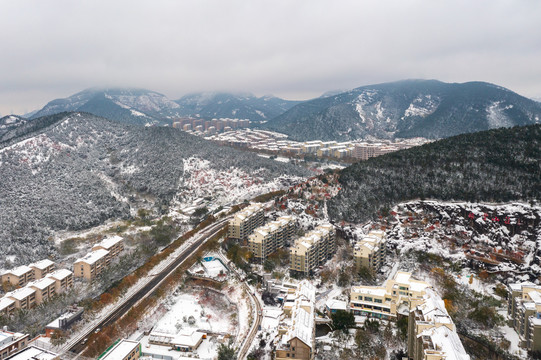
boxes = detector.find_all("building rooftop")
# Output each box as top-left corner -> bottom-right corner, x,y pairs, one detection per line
172,330 -> 206,348
27,277 -> 56,290
75,249 -> 110,265
2,265 -> 32,277
99,339 -> 140,360
46,269 -> 73,281
94,236 -> 123,250
29,259 -> 55,270
6,287 -> 36,301
5,346 -> 58,360
0,297 -> 15,312
351,286 -> 387,297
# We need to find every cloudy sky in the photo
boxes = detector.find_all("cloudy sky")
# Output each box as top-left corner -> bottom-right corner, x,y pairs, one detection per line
1,0 -> 540,116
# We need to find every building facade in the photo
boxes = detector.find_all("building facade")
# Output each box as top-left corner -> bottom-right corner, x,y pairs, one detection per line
408,288 -> 470,360
289,224 -> 335,276
92,236 -> 124,261
350,271 -> 430,319
1,266 -> 34,288
0,329 -> 29,360
27,278 -> 56,305
99,339 -> 141,360
353,230 -> 386,273
46,269 -> 74,293
508,282 -> 541,352
248,216 -> 295,261
228,203 -> 265,240
73,249 -> 110,281
28,260 -> 55,280
5,288 -> 36,310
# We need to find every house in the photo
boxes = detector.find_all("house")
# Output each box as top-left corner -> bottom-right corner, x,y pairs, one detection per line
353,230 -> 386,273
0,328 -> 29,360
45,306 -> 84,337
99,339 -> 141,360
350,271 -> 430,319
228,203 -> 264,240
289,224 -> 336,276
0,298 -> 15,318
408,288 -> 470,360
1,266 -> 34,288
46,269 -> 73,293
4,345 -> 59,360
508,282 -> 541,351
248,216 -> 295,261
27,277 -> 56,304
325,299 -> 348,316
274,281 -> 316,360
5,288 -> 36,310
73,249 -> 110,280
171,331 -> 206,352
92,236 -> 124,261
28,260 -> 55,280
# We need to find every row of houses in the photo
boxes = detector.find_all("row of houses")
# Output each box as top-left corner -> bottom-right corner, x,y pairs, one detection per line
1,262 -> 73,317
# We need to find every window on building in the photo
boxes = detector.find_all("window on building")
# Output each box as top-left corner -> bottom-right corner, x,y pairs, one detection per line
365,296 -> 373,302
374,298 -> 382,303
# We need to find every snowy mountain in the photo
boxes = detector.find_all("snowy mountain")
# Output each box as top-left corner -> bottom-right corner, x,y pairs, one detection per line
0,112 -> 309,267
0,115 -> 27,141
30,88 -> 182,126
265,80 -> 541,141
174,92 -> 300,122
328,124 -> 541,223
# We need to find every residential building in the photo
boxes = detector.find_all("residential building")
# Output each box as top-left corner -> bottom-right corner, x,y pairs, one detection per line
0,329 -> 29,360
350,271 -> 430,319
27,278 -> 56,305
248,216 -> 295,261
5,288 -> 36,310
148,330 -> 206,352
4,345 -> 59,360
99,339 -> 141,360
0,298 -> 15,317
275,281 -> 316,360
45,306 -> 84,338
28,260 -> 55,280
408,288 -> 470,360
228,203 -> 264,240
1,266 -> 34,288
289,224 -> 336,276
92,236 -> 124,261
46,269 -> 73,293
508,282 -> 541,352
325,299 -> 348,317
353,230 -> 386,273
73,249 -> 110,281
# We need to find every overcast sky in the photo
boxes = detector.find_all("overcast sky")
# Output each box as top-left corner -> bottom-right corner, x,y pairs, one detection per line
1,0 -> 540,116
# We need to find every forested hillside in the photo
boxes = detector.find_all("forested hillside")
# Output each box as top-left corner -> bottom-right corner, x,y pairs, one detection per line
328,125 -> 541,223
0,112 -> 309,267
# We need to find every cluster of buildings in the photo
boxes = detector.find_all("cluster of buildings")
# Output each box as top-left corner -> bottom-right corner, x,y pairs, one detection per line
73,236 -> 124,281
274,281 -> 316,360
172,117 -> 250,135
0,328 -> 30,360
0,260 -> 73,316
202,129 -> 430,161
508,282 -> 541,352
229,203 -> 336,275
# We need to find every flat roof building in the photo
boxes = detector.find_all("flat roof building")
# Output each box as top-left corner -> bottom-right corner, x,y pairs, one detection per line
99,339 -> 141,360
4,345 -> 59,360
0,329 -> 29,360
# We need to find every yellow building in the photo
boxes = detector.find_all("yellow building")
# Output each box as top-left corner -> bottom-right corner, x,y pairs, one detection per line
1,266 -> 34,288
275,281 -> 316,360
350,271 -> 429,319
5,287 -> 36,310
353,230 -> 386,273
248,216 -> 295,261
29,259 -> 56,280
46,269 -> 74,293
27,277 -> 56,304
508,282 -> 541,352
408,288 -> 470,360
0,297 -> 15,317
73,249 -> 110,281
92,236 -> 124,262
228,203 -> 264,240
289,224 -> 335,276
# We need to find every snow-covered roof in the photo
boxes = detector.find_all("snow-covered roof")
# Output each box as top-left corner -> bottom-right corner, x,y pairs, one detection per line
394,271 -> 412,284
419,325 -> 470,360
100,339 -> 140,360
325,299 -> 348,311
27,277 -> 56,290
287,304 -> 314,349
351,286 -> 387,297
172,330 -> 206,347
94,235 -> 123,250
6,287 -> 36,301
414,288 -> 450,322
4,346 -> 58,360
29,259 -> 55,270
0,297 -> 15,311
46,269 -> 73,281
2,265 -> 32,277
75,249 -> 109,265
